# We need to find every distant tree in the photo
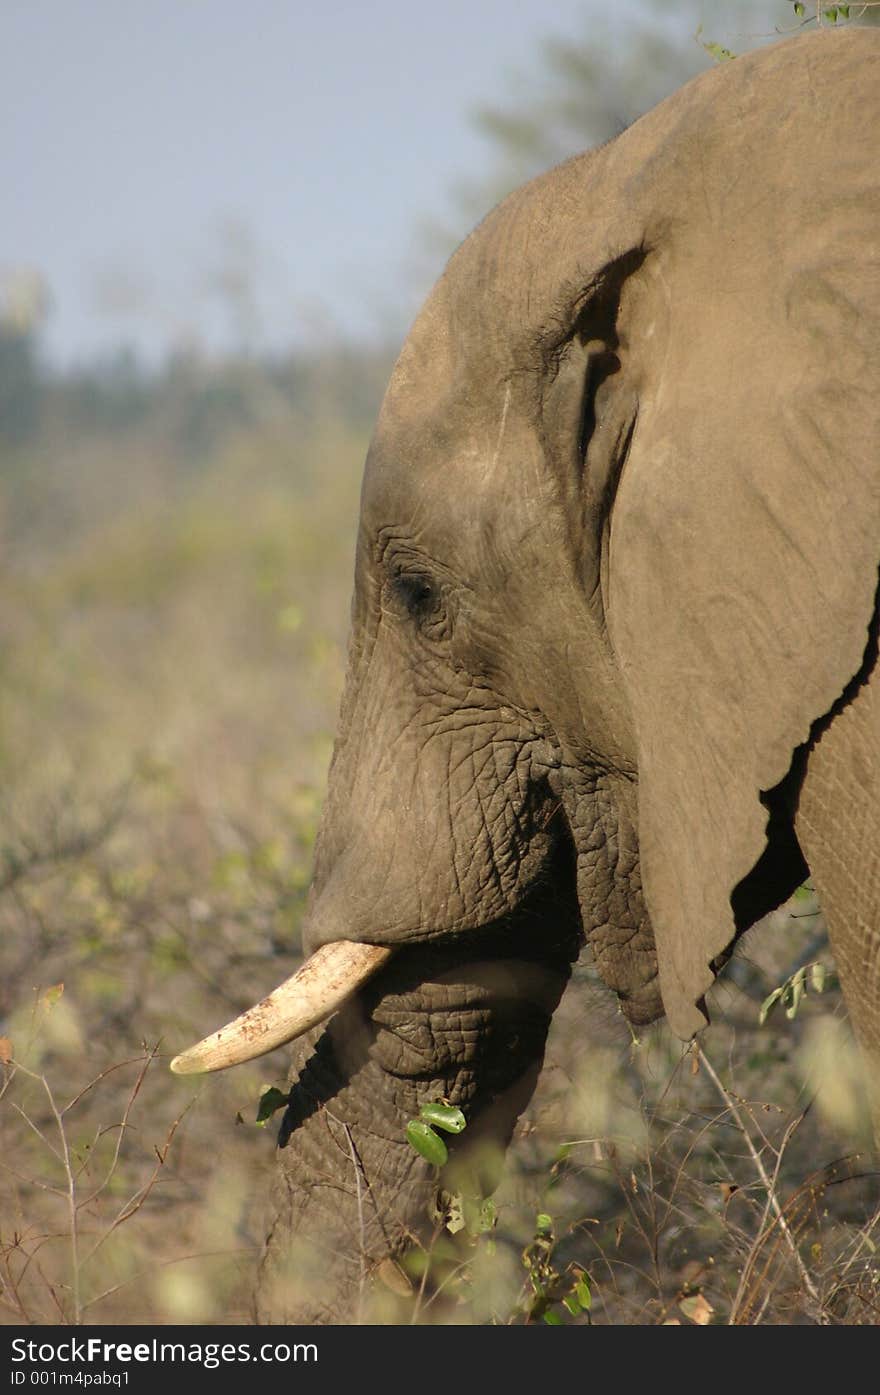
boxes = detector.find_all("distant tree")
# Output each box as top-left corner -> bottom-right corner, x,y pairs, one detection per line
425,0 -> 879,257
0,326 -> 42,446
0,271 -> 49,446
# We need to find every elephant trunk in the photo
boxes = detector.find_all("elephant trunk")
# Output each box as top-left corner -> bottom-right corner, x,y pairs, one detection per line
255,1021 -> 447,1323
256,904 -> 581,1323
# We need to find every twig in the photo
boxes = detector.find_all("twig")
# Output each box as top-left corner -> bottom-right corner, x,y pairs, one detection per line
9,1103 -> 64,1164
81,1246 -> 254,1313
38,1073 -> 82,1324
81,1105 -> 188,1264
696,1046 -> 825,1322
729,1109 -> 807,1322
339,1120 -> 367,1324
79,1048 -> 158,1207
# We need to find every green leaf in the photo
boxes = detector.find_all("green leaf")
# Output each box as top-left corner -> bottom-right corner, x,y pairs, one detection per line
759,985 -> 784,1025
760,959 -> 836,1026
419,1101 -> 467,1134
563,1294 -> 580,1316
823,6 -> 839,19
785,971 -> 805,1020
575,1276 -> 592,1311
406,1119 -> 449,1166
543,1310 -> 563,1325
839,4 -> 850,14
475,1197 -> 498,1235
461,1194 -> 499,1237
444,1194 -> 466,1234
536,1213 -> 553,1234
794,2 -> 805,14
702,40 -> 735,62
255,1086 -> 289,1125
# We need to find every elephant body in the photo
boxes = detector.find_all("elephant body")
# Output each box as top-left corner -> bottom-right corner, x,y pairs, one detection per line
176,30 -> 880,1322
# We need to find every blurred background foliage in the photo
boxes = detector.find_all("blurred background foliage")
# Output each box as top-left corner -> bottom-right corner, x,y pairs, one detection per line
1,1 -> 878,1326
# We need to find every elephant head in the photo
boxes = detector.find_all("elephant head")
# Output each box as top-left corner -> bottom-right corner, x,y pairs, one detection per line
171,28 -> 880,1322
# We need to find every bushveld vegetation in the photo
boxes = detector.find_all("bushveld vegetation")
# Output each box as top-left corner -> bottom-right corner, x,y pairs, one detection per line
0,332 -> 392,1322
2,1 -> 879,1326
2,308 -> 877,1328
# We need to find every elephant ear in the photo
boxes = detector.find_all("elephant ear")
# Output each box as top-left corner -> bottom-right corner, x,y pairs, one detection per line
603,234 -> 880,1038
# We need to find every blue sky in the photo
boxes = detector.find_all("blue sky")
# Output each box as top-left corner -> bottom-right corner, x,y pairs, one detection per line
1,1 -> 777,363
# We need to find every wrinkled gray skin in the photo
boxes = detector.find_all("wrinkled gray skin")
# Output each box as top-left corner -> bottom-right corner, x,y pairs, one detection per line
257,30 -> 880,1322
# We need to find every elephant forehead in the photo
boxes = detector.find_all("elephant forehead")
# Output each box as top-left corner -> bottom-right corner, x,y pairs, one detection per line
385,29 -> 880,400
362,385 -> 550,544
385,230 -> 530,396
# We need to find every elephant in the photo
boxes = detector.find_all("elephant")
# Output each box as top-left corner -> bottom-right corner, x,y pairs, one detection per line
171,27 -> 880,1323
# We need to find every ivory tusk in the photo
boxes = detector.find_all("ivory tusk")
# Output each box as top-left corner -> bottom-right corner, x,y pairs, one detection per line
169,941 -> 393,1075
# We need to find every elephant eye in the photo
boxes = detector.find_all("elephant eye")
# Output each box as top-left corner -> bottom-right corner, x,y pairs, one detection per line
383,551 -> 452,641
390,570 -> 437,618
